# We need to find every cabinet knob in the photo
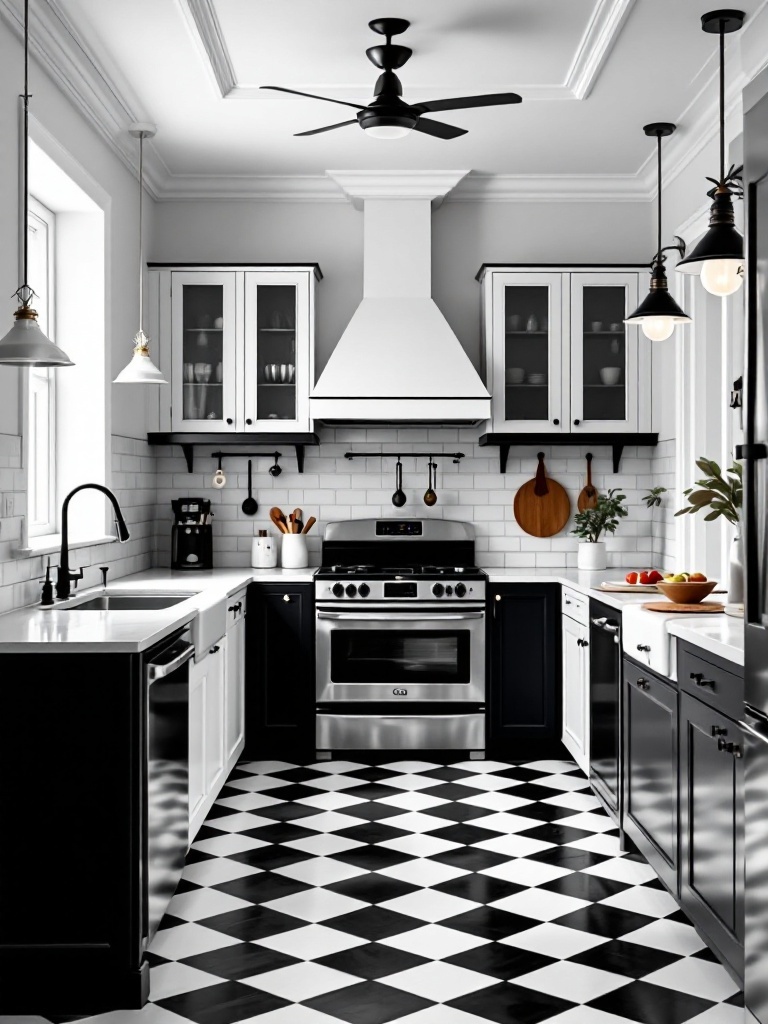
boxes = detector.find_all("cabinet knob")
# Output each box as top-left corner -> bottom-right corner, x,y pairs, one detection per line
690,671 -> 715,690
718,738 -> 742,757
711,725 -> 728,737
553,418 -> 560,425
637,644 -> 650,652
636,678 -> 650,690
245,418 -> 253,426
581,640 -> 589,648
226,417 -> 233,425
210,645 -> 220,654
283,594 -> 291,602
495,594 -> 501,601
573,419 -> 581,426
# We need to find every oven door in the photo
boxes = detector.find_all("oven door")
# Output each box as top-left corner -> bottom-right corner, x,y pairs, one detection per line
316,603 -> 486,703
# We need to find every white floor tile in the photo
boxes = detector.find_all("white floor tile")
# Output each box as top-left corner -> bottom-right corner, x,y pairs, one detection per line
65,1006 -> 192,1024
598,885 -> 679,919
379,888 -> 480,922
215,792 -> 282,811
383,811 -> 453,833
241,961 -> 359,1000
683,1006 -> 747,1024
469,811 -> 544,834
558,811 -> 620,833
582,857 -> 658,885
392,1007 -> 494,1024
148,922 -> 242,960
379,923 -> 490,959
262,888 -> 369,922
454,774 -> 524,792
299,810 -> 368,833
282,833 -> 366,856
225,775 -> 290,793
236,1006 -> 343,1024
273,856 -> 368,887
451,760 -> 514,773
489,888 -> 591,922
148,962 -> 221,1000
513,960 -> 631,1002
238,761 -> 297,774
535,774 -> 591,792
382,960 -> 497,1001
297,774 -> 366,792
166,887 -> 253,922
619,918 -> 707,955
642,957 -> 741,1002
473,833 -> 556,858
500,922 -> 610,959
540,1007 -> 642,1024
379,761 -> 441,773
294,791 -> 368,811
191,833 -> 269,856
458,791 -> 533,812
206,811 -> 273,833
479,858 -> 572,887
306,761 -> 368,774
377,833 -> 463,858
524,760 -> 580,773
181,857 -> 261,887
541,792 -> 602,812
566,834 -> 625,856
378,858 -> 468,888
381,774 -> 443,792
377,791 -> 450,811
253,924 -> 368,959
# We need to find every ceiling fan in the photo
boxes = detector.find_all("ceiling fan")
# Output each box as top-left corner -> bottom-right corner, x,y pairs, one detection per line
261,17 -> 522,140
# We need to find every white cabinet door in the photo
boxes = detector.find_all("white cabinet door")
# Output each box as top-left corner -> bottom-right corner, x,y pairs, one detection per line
562,614 -> 589,773
489,272 -> 566,432
188,641 -> 226,841
203,640 -> 225,797
188,657 -> 206,828
225,613 -> 245,763
569,272 -> 644,433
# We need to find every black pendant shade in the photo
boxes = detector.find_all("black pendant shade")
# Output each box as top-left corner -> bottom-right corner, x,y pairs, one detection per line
627,264 -> 691,321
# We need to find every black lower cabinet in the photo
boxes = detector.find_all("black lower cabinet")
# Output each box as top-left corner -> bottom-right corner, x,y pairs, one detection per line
679,686 -> 744,983
245,582 -> 315,758
623,657 -> 679,894
487,584 -> 561,758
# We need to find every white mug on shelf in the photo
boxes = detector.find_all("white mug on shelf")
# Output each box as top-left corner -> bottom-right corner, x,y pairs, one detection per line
281,534 -> 308,568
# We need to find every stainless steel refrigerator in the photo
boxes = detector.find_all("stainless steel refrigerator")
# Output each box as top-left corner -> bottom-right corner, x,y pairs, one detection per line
741,70 -> 768,1024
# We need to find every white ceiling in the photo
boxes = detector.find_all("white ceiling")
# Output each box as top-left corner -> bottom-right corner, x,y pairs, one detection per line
8,0 -> 768,198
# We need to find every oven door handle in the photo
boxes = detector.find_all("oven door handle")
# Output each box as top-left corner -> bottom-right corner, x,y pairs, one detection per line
316,610 -> 485,622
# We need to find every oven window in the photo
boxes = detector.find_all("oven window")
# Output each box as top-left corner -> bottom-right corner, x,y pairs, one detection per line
331,631 -> 470,684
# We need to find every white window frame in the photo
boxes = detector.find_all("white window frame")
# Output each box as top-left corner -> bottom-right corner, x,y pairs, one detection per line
27,196 -> 56,537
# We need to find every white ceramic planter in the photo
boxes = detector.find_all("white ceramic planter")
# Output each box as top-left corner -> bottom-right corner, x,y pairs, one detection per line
577,540 -> 607,571
281,534 -> 309,569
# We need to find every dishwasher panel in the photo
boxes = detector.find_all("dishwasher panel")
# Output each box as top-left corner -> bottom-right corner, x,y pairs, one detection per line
589,600 -> 622,821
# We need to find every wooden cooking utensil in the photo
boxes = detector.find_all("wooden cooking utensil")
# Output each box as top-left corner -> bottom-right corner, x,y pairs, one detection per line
269,506 -> 289,534
577,452 -> 599,511
293,508 -> 304,533
301,516 -> 317,535
514,452 -> 571,538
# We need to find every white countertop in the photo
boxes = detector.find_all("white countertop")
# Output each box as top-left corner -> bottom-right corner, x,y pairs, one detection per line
667,614 -> 744,668
480,567 -> 670,612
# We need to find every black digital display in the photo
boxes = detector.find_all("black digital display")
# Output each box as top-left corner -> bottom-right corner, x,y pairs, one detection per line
384,582 -> 418,598
376,521 -> 423,536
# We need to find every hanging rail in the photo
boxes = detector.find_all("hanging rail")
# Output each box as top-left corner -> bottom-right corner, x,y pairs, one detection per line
344,451 -> 465,464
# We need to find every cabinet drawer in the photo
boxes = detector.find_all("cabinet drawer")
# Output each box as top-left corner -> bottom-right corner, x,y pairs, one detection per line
678,642 -> 744,722
562,586 -> 588,626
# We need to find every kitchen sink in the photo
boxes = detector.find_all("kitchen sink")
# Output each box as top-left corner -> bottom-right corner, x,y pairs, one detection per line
65,593 -> 196,611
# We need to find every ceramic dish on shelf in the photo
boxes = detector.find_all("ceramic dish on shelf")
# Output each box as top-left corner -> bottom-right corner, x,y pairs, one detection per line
528,373 -> 547,385
506,367 -> 525,384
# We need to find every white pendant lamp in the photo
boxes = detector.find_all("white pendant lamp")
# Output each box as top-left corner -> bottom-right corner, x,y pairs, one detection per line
114,123 -> 167,384
0,0 -> 73,367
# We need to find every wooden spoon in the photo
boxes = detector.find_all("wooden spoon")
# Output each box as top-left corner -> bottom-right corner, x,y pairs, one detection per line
269,506 -> 289,534
577,452 -> 599,511
301,516 -> 317,535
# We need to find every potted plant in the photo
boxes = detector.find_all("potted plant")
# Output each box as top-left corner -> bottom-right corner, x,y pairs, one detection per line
643,485 -> 668,558
572,488 -> 628,570
675,457 -> 743,602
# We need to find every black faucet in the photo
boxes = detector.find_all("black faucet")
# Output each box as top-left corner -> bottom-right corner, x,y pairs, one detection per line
56,484 -> 130,601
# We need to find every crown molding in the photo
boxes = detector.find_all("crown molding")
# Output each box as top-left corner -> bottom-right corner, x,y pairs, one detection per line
327,170 -> 470,208
152,174 -> 346,203
566,0 -> 635,100
180,0 -> 236,97
451,172 -> 648,203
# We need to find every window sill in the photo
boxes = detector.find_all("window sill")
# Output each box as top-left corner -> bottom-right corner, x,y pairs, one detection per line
16,534 -> 117,558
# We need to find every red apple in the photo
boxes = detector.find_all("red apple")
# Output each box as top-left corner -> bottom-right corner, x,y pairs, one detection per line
626,571 -> 639,584
647,570 -> 664,584
639,570 -> 652,585
688,572 -> 708,582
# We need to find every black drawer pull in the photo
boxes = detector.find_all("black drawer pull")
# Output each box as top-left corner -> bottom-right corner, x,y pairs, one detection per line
711,725 -> 728,738
719,738 -> 742,757
636,678 -> 650,690
637,644 -> 650,653
690,671 -> 715,690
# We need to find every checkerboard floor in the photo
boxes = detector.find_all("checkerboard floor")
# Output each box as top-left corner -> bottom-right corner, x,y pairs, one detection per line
12,758 -> 745,1024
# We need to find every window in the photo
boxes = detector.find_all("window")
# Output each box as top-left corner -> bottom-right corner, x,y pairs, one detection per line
27,197 -> 56,536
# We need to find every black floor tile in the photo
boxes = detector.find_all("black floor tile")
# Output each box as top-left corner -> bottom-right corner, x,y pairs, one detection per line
432,872 -> 525,905
666,907 -> 696,926
155,980 -> 289,1024
264,783 -> 328,801
175,877 -> 203,894
212,872 -> 313,903
228,845 -> 313,871
342,801 -> 404,821
268,767 -> 327,783
253,802 -> 325,821
242,822 -> 317,844
556,903 -> 657,939
179,940 -> 300,980
192,825 -> 232,844
342,782 -> 402,800
691,944 -> 720,962
326,873 -> 421,904
421,782 -> 486,800
512,802 -> 582,822
431,845 -> 511,872
537,871 -> 631,902
517,821 -> 595,846
428,822 -> 497,846
315,940 -> 429,979
158,914 -> 188,931
445,941 -> 557,980
335,821 -> 411,845
571,937 -> 680,978
505,782 -> 567,801
526,845 -> 610,871
487,767 -> 549,782
332,846 -> 416,871
448,980 -> 576,1023
440,906 -> 534,941
345,767 -> 400,782
196,905 -> 304,941
727,990 -> 745,1006
304,980 -> 433,1024
184,847 -> 217,864
426,801 -> 496,822
588,979 -> 715,1023
323,905 -> 423,941
419,766 -> 476,782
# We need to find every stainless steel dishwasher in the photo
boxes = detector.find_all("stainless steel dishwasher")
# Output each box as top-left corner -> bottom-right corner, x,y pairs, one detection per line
144,627 -> 194,944
589,601 -> 622,823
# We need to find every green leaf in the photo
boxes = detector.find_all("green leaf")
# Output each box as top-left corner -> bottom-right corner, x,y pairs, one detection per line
703,509 -> 721,521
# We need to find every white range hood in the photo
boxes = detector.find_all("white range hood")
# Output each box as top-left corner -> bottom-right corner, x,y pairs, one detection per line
310,171 -> 491,424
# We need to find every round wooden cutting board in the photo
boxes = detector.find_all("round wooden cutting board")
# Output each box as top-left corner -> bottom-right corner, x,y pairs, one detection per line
514,452 -> 571,537
642,602 -> 725,613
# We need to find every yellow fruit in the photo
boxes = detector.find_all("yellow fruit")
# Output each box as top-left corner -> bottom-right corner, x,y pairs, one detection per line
669,574 -> 687,583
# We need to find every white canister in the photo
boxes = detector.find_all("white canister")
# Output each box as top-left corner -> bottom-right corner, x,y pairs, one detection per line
281,533 -> 309,569
251,533 -> 277,569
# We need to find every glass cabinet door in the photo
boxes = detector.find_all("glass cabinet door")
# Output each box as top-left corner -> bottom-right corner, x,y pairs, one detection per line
491,273 -> 563,431
171,272 -> 238,431
570,273 -> 640,432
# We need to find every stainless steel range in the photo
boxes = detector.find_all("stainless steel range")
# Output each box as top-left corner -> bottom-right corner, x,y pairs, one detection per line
315,519 -> 487,752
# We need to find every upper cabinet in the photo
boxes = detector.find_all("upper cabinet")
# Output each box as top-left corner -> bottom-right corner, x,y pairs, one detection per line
480,266 -> 649,434
150,265 -> 320,433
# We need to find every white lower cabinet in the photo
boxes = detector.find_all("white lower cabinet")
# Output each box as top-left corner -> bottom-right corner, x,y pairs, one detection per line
225,608 -> 246,763
562,591 -> 590,773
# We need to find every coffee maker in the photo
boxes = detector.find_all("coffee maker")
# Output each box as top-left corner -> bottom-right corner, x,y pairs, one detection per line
171,498 -> 213,570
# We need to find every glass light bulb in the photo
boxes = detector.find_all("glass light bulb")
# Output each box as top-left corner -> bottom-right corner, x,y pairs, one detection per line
641,317 -> 675,342
363,124 -> 410,140
700,258 -> 744,296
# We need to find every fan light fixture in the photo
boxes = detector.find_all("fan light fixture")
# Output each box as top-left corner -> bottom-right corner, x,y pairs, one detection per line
676,10 -> 746,296
0,0 -> 73,367
114,123 -> 167,384
625,124 -> 692,341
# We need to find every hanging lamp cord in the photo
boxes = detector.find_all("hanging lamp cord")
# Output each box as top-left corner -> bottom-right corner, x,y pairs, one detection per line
16,0 -> 32,308
138,130 -> 144,336
719,19 -> 726,186
656,131 -> 662,261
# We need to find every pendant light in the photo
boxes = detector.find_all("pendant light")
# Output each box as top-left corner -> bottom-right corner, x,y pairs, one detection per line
676,10 -> 746,296
625,123 -> 692,341
0,0 -> 73,366
114,123 -> 166,384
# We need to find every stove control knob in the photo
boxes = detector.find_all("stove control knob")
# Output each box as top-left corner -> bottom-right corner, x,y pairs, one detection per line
332,583 -> 344,598
432,583 -> 445,598
445,585 -> 454,596
358,583 -> 370,598
346,584 -> 358,598
455,583 -> 467,598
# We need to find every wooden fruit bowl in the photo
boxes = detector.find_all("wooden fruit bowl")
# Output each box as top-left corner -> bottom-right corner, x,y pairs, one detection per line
656,580 -> 717,604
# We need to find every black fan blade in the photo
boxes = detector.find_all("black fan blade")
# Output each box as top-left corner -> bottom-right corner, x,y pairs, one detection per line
412,117 -> 467,140
261,85 -> 365,111
295,119 -> 358,136
413,92 -> 522,114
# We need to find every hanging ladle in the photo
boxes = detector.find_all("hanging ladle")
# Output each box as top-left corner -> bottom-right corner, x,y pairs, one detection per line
268,452 -> 282,477
392,457 -> 406,508
423,459 -> 437,507
241,460 -> 258,515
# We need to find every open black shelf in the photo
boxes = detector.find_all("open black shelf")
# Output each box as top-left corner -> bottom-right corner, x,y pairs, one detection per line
478,432 -> 659,474
147,432 -> 320,473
